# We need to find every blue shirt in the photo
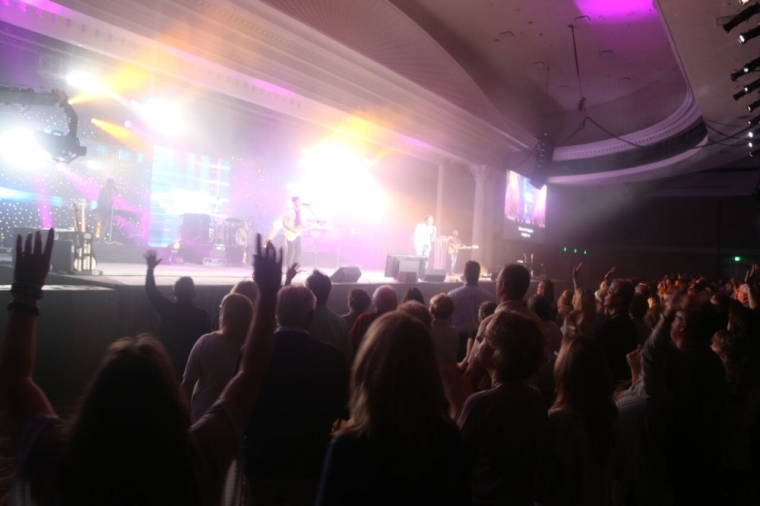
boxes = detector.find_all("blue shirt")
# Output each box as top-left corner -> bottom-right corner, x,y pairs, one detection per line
447,283 -> 497,334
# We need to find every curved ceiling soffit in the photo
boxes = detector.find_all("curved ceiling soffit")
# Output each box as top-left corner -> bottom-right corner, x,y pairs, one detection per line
553,89 -> 701,162
258,0 -> 514,132
1,0 -> 530,166
548,134 -> 709,186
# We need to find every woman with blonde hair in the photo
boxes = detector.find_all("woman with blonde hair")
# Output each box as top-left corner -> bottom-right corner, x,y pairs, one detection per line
182,293 -> 254,422
316,311 -> 470,505
545,337 -> 620,505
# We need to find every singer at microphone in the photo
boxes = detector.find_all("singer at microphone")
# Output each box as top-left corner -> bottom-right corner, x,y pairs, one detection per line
282,196 -> 305,267
96,177 -> 119,239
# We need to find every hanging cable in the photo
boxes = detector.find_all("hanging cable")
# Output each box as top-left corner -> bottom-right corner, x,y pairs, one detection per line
569,25 -> 586,113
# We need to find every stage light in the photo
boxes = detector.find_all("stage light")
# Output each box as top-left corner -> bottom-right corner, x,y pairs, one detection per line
742,0 -> 751,5
735,88 -> 749,100
735,256 -> 743,262
732,68 -> 749,81
124,120 -> 131,128
750,116 -> 760,127
749,129 -> 760,137
583,250 -> 588,255
135,99 -> 185,135
748,97 -> 760,111
750,148 -> 760,156
573,248 -> 578,254
740,25 -> 760,43
745,77 -> 760,93
0,129 -> 47,167
743,55 -> 760,73
725,3 -> 760,33
562,247 -> 567,252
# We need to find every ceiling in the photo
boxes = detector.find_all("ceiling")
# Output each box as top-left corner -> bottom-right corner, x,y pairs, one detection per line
1,0 -> 758,189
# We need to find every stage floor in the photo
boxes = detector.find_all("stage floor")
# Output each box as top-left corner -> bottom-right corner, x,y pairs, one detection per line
56,262 -> 464,287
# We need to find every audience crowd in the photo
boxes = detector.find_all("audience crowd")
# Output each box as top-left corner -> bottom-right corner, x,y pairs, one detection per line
1,230 -> 759,505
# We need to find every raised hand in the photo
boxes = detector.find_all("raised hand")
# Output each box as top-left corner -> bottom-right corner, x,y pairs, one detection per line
572,262 -> 583,281
144,249 -> 162,270
253,234 -> 282,295
14,229 -> 55,288
604,266 -> 617,283
746,264 -> 759,285
626,345 -> 644,383
285,263 -> 301,286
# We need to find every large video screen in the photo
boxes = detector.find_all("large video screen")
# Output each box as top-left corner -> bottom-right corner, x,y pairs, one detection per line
503,170 -> 547,243
148,146 -> 231,247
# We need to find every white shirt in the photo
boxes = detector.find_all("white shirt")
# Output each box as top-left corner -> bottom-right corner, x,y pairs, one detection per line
414,222 -> 436,253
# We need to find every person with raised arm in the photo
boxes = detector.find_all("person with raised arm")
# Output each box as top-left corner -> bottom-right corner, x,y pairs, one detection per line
1,231 -> 282,505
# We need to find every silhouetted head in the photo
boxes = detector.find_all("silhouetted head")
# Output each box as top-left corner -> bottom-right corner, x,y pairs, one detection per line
306,269 -> 332,305
464,261 -> 481,284
230,280 -> 258,307
373,285 -> 398,314
276,286 -> 316,330
347,288 -> 371,314
398,300 -> 432,329
429,293 -> 455,320
496,264 -> 531,301
401,287 -> 425,305
173,277 -> 195,302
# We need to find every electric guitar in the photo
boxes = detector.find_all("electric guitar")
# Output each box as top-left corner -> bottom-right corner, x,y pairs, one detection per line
283,223 -> 329,242
447,243 -> 479,255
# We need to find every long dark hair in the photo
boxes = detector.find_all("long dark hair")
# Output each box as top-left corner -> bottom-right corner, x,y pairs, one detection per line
62,336 -> 197,505
350,312 -> 451,474
553,338 -> 618,466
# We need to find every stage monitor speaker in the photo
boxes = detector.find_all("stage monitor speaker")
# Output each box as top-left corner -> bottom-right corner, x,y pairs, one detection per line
330,266 -> 362,283
384,254 -> 427,279
422,268 -> 446,282
395,271 -> 418,284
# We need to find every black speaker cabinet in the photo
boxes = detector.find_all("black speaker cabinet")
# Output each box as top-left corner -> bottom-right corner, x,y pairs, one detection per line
395,271 -> 418,284
330,266 -> 362,283
384,254 -> 427,279
51,240 -> 75,274
422,268 -> 447,282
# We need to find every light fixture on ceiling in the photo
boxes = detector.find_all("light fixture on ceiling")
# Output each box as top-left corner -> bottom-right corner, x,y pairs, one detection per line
740,25 -> 760,43
725,3 -> 760,33
749,116 -> 760,127
749,129 -> 760,137
735,88 -> 749,100
745,77 -> 760,93
742,0 -> 752,5
744,55 -> 760,73
749,97 -> 760,111
750,148 -> 760,157
732,67 -> 748,81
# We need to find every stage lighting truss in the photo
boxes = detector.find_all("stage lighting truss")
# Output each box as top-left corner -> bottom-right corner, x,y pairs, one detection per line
749,97 -> 760,112
740,25 -> 760,43
726,3 -> 760,33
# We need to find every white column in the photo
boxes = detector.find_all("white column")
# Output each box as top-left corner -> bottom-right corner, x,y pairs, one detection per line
435,163 -> 445,231
470,165 -> 488,263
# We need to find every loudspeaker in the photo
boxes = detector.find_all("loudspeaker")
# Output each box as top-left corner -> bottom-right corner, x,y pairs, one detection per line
51,240 -> 75,274
384,254 -> 427,278
422,268 -> 446,282
330,266 -> 362,283
395,271 -> 417,283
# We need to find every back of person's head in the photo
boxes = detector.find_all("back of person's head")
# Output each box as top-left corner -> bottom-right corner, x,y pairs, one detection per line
230,280 -> 259,307
305,269 -> 332,305
464,261 -> 481,283
348,288 -> 371,314
682,302 -> 722,347
728,301 -> 758,339
538,278 -> 555,303
429,293 -> 455,319
630,293 -> 648,320
373,285 -> 398,313
276,285 -> 316,328
220,293 -> 254,340
173,276 -> 195,301
351,312 -> 449,461
398,300 -> 432,329
572,288 -> 596,319
635,283 -> 651,299
528,294 -> 552,322
553,337 -> 617,466
479,300 -> 498,321
65,335 -> 196,504
401,287 -> 425,305
487,311 -> 547,382
558,289 -> 574,308
497,264 -> 531,300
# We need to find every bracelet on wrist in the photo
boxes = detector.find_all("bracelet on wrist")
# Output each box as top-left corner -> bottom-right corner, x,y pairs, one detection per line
7,302 -> 40,316
10,283 -> 43,300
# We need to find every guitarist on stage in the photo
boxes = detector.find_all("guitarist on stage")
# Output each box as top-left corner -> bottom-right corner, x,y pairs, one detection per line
446,230 -> 478,275
282,196 -> 304,267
